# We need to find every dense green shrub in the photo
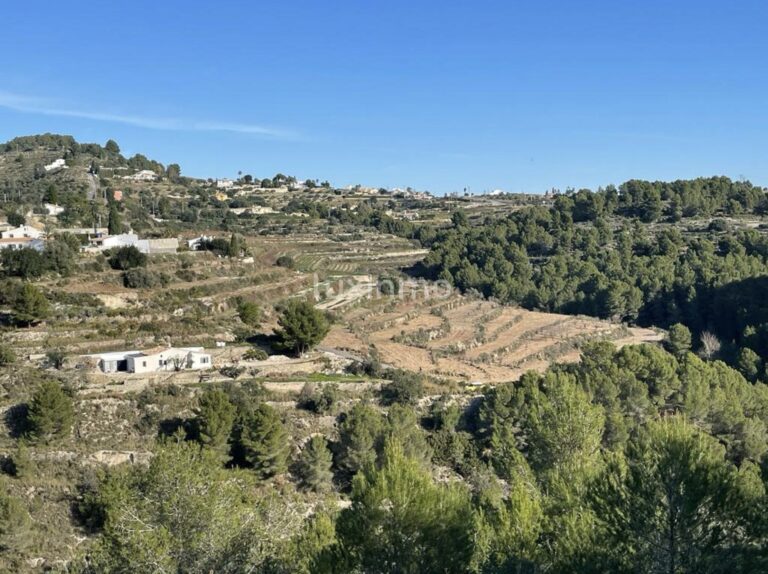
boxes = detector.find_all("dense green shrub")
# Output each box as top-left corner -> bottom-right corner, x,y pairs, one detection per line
243,348 -> 268,360
275,255 -> 295,269
0,345 -> 16,367
380,369 -> 424,406
122,268 -> 168,288
108,245 -> 147,270
298,383 -> 339,414
1,248 -> 45,279
377,275 -> 401,295
12,283 -> 50,325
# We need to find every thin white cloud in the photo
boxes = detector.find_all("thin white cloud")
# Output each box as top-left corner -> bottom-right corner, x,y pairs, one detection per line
0,90 -> 298,139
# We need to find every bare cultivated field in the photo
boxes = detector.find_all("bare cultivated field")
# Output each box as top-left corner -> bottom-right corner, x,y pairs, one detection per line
334,293 -> 662,384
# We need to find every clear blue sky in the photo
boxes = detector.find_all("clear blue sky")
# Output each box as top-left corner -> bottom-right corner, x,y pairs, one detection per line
1,0 -> 766,194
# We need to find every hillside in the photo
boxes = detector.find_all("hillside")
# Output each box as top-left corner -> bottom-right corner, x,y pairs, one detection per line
0,135 -> 766,572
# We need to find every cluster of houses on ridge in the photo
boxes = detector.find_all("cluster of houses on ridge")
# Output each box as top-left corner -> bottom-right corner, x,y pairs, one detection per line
0,223 -> 179,254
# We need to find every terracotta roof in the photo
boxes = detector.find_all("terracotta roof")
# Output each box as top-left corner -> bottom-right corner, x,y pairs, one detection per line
0,237 -> 34,244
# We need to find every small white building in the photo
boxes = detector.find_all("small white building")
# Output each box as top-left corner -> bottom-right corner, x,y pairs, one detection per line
44,159 -> 67,172
87,347 -> 213,374
128,347 -> 212,374
88,233 -> 140,251
123,170 -> 158,182
44,203 -> 65,216
216,179 -> 235,189
1,225 -> 43,239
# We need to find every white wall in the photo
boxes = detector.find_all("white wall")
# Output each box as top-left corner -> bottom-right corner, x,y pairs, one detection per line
1,225 -> 42,239
127,349 -> 213,373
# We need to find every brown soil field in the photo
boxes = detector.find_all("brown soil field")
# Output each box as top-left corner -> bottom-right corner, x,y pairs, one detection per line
335,294 -> 662,384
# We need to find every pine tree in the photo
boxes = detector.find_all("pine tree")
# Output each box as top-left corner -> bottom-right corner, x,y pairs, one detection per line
666,323 -> 693,357
84,441 -> 306,573
329,440 -> 474,574
285,511 -> 338,574
736,347 -> 762,382
337,402 -> 384,475
524,371 -> 604,476
235,403 -> 289,479
104,139 -> 121,154
194,389 -> 236,457
384,404 -> 431,466
274,299 -> 331,355
8,444 -> 33,478
296,435 -> 334,492
237,299 -> 261,328
589,417 -> 764,573
471,464 -> 543,573
43,183 -> 58,204
26,381 -> 73,442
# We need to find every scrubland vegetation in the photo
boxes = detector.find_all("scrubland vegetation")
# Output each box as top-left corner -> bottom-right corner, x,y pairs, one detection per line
0,135 -> 767,572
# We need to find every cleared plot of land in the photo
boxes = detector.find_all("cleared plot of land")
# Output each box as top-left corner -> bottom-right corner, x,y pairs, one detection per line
336,294 -> 662,384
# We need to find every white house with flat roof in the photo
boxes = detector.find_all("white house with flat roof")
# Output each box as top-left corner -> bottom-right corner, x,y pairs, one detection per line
87,347 -> 212,374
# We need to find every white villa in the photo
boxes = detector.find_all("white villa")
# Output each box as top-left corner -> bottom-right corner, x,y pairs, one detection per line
1,225 -> 43,239
0,225 -> 46,251
123,169 -> 159,182
216,178 -> 235,189
87,347 -> 213,374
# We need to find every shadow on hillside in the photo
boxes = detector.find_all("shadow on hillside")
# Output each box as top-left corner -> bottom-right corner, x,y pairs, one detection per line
4,403 -> 30,438
400,260 -> 432,281
243,333 -> 282,354
636,275 -> 768,361
706,276 -> 768,340
158,417 -> 194,440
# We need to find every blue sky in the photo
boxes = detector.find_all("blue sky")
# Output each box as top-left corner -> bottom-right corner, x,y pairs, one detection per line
1,1 -> 766,194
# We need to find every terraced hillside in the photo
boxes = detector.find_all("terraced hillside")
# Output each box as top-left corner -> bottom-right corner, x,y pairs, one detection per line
324,287 -> 663,384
